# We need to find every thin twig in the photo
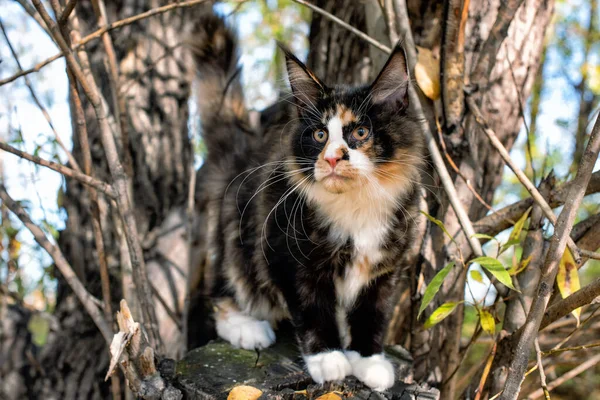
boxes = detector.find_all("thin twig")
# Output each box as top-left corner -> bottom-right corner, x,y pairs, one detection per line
540,277 -> 600,330
0,141 -> 116,198
90,0 -> 132,176
435,117 -> 495,212
534,338 -> 551,399
505,44 -> 537,184
290,0 -> 391,54
31,0 -> 163,352
525,353 -> 600,400
0,17 -> 81,172
0,0 -> 215,88
467,95 -> 584,262
59,0 -> 78,26
0,184 -> 112,342
500,109 -> 600,400
474,170 -> 600,238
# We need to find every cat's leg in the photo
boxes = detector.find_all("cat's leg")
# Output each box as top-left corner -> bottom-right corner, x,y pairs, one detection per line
344,273 -> 397,391
213,297 -> 276,350
287,283 -> 352,384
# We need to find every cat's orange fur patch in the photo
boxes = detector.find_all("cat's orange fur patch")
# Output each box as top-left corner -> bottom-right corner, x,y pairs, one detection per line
336,104 -> 358,125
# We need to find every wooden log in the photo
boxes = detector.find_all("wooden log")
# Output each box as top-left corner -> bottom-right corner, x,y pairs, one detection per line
175,329 -> 439,400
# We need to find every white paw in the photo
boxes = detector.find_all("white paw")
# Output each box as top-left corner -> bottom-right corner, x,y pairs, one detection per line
345,351 -> 395,391
216,313 -> 275,350
304,350 -> 352,384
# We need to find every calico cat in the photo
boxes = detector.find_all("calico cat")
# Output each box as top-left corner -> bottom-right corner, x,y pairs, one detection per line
192,14 -> 424,391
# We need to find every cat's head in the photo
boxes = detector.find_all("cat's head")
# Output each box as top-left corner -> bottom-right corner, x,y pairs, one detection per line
281,43 -> 424,196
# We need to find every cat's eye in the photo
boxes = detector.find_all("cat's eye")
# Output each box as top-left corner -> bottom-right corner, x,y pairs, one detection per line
352,126 -> 370,141
313,129 -> 328,143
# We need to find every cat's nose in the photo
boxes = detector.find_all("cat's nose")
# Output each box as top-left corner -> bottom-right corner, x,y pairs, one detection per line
324,155 -> 341,168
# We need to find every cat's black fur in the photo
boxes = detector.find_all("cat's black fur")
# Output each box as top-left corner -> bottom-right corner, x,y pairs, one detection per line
192,13 -> 424,390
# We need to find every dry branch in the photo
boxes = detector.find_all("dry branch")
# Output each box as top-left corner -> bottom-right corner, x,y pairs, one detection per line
0,184 -> 112,342
474,171 -> 600,238
0,141 -> 117,198
0,17 -> 81,172
31,0 -> 163,351
291,0 -> 391,53
0,0 -> 214,88
467,96 -> 596,262
500,110 -> 600,400
525,352 -> 600,399
106,300 -> 182,400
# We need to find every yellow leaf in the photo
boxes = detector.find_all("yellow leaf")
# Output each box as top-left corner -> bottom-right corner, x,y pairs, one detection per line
509,207 -> 531,242
228,386 -> 263,400
479,310 -> 496,335
556,248 -> 581,325
316,393 -> 343,400
424,301 -> 460,329
415,46 -> 440,100
508,255 -> 532,276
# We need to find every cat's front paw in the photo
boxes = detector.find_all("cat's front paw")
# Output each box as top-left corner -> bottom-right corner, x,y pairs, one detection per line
345,351 -> 395,391
304,350 -> 352,384
216,313 -> 275,350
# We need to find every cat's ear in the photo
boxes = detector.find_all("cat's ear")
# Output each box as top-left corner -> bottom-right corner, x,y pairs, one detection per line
370,43 -> 410,108
278,42 -> 325,111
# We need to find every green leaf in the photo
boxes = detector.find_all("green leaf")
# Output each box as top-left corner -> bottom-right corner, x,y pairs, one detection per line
499,238 -> 523,254
471,233 -> 498,242
424,301 -> 460,329
479,310 -> 496,335
508,207 -> 532,243
508,255 -> 532,276
470,256 -> 519,291
418,261 -> 456,318
470,269 -> 484,283
421,211 -> 455,244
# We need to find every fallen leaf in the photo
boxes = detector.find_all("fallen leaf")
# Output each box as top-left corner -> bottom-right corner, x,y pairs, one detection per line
228,385 -> 263,400
316,393 -> 343,400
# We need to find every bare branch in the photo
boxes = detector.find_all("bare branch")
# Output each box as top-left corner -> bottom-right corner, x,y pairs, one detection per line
474,171 -> 600,238
468,96 -> 583,262
291,0 -> 391,53
0,184 -> 112,342
533,339 -> 551,400
500,110 -> 600,400
31,0 -> 163,351
540,277 -> 600,331
525,353 -> 600,399
0,17 -> 81,172
0,141 -> 116,198
470,0 -> 526,85
0,0 -> 215,88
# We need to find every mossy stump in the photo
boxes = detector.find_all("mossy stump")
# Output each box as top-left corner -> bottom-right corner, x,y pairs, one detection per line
175,337 -> 439,400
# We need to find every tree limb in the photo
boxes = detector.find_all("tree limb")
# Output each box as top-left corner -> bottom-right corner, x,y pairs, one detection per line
473,171 -> 600,237
500,109 -> 600,400
467,95 -> 584,262
0,184 -> 112,342
0,141 -> 117,199
0,0 -> 215,87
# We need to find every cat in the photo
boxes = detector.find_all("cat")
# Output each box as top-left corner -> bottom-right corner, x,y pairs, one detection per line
191,13 -> 424,391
